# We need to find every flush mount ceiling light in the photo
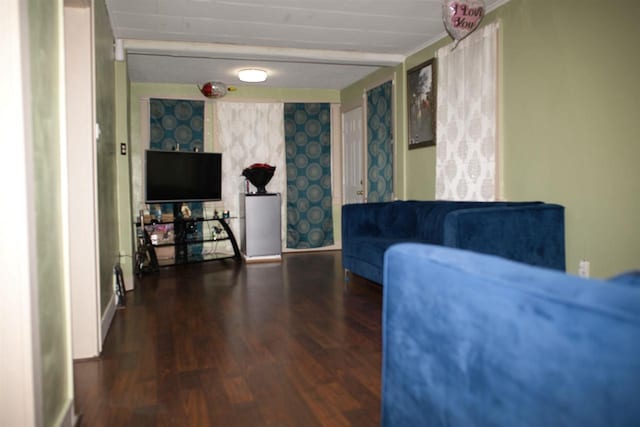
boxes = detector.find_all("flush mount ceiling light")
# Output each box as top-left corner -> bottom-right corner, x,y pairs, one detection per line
238,68 -> 268,83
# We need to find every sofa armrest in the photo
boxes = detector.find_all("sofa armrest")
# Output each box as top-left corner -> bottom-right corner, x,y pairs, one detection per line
442,203 -> 565,270
382,243 -> 640,427
609,271 -> 640,287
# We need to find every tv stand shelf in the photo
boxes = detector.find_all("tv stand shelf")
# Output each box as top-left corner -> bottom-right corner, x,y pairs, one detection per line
135,216 -> 241,269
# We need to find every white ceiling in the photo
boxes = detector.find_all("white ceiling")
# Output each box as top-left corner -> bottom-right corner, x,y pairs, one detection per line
105,0 -> 507,90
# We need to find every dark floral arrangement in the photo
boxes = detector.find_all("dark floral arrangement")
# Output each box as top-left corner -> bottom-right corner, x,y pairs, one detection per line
242,163 -> 276,194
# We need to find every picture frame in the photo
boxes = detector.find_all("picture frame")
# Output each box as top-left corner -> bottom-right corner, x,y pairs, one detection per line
407,58 -> 437,149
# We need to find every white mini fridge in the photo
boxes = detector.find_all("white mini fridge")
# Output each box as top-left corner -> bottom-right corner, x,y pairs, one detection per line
239,193 -> 282,261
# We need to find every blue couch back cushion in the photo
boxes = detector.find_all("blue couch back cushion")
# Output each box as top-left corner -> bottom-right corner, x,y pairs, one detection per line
378,201 -> 421,238
414,201 -> 542,243
349,200 -> 542,242
382,243 -> 640,427
351,201 -> 423,238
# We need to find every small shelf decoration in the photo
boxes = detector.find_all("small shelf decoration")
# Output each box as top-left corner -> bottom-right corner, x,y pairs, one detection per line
242,163 -> 276,194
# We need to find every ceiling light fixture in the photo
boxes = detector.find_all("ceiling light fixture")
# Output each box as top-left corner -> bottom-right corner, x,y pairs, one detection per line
238,68 -> 268,83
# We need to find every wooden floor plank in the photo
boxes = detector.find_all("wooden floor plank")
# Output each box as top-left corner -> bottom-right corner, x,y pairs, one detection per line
74,251 -> 382,426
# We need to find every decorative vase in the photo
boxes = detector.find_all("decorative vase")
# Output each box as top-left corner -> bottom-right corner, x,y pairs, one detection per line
242,163 -> 276,194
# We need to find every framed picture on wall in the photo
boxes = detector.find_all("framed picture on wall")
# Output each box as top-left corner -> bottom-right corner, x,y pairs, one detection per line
407,58 -> 437,149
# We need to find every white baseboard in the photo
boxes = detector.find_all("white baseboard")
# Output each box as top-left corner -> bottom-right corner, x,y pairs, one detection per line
123,272 -> 134,291
101,293 -> 116,344
282,244 -> 341,253
242,253 -> 282,263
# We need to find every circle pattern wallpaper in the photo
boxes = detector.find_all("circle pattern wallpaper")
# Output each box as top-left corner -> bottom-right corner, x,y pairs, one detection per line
150,98 -> 204,153
284,103 -> 334,249
367,81 -> 394,202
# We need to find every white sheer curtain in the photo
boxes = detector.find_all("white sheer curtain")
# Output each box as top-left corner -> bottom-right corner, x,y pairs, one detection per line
435,22 -> 500,201
214,102 -> 285,243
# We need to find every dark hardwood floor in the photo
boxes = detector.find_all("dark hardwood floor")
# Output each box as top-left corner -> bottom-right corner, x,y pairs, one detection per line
74,251 -> 383,426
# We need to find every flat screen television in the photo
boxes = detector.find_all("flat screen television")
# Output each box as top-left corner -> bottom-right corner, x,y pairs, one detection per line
145,150 -> 222,203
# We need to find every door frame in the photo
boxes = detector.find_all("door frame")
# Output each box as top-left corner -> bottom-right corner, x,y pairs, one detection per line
341,105 -> 366,205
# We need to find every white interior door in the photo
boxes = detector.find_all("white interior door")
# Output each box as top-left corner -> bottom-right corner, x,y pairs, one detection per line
342,107 -> 365,204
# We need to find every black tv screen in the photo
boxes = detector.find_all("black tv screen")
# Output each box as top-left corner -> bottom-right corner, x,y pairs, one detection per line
145,150 -> 222,203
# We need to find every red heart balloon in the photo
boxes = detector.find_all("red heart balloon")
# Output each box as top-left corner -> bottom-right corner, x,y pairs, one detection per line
198,81 -> 228,98
200,82 -> 213,97
442,0 -> 485,45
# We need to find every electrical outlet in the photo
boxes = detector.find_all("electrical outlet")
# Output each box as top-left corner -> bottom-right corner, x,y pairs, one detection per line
578,260 -> 590,278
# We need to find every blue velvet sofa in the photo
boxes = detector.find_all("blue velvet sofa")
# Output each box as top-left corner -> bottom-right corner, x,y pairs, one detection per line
382,243 -> 640,427
342,201 -> 565,285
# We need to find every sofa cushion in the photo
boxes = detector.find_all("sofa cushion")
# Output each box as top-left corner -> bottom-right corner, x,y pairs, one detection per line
345,236 -> 417,267
609,271 -> 640,287
415,201 -> 510,243
442,202 -> 565,270
343,236 -> 421,284
377,202 -> 420,238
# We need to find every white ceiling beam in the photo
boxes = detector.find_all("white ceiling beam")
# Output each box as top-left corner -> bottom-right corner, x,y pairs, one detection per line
122,39 -> 404,67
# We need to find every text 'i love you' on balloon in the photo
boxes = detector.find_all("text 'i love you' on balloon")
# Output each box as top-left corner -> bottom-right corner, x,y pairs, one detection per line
442,0 -> 485,48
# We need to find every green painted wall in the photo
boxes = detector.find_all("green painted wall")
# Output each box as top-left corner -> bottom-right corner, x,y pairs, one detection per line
402,38 -> 452,201
94,0 -> 119,312
369,0 -> 640,277
115,61 -> 134,282
28,0 -> 72,423
499,0 -> 640,277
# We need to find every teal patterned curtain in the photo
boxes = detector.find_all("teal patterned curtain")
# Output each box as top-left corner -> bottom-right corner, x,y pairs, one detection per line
149,98 -> 205,258
284,103 -> 334,249
367,81 -> 394,202
150,98 -> 204,152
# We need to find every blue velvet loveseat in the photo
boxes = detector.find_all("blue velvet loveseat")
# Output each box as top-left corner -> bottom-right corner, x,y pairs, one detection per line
382,243 -> 640,426
342,201 -> 565,285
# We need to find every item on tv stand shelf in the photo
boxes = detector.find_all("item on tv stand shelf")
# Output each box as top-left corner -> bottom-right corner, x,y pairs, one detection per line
180,204 -> 192,219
